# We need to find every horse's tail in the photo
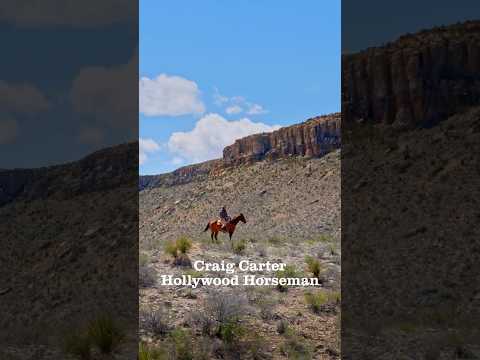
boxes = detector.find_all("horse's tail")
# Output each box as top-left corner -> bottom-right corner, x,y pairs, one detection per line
203,222 -> 210,232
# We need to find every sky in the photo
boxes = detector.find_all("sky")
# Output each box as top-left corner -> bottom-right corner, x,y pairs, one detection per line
140,0 -> 341,175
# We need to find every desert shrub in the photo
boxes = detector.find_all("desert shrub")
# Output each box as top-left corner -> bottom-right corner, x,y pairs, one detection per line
256,296 -> 277,320
304,290 -> 340,314
276,320 -> 289,335
245,335 -> 272,360
183,269 -> 203,278
219,320 -> 245,344
204,290 -> 249,334
169,328 -> 194,360
305,256 -> 323,277
87,314 -> 124,354
275,265 -> 301,292
232,239 -> 247,254
138,341 -> 167,360
164,240 -> 179,258
139,265 -> 157,287
176,236 -> 192,254
164,237 -> 193,266
63,331 -> 92,360
188,311 -> 215,336
268,236 -> 286,246
280,334 -> 313,360
140,307 -> 171,336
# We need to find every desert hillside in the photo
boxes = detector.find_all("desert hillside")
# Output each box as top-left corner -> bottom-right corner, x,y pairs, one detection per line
139,114 -> 342,359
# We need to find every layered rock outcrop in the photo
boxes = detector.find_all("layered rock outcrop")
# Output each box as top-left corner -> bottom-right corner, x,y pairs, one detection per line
223,113 -> 341,166
342,20 -> 480,128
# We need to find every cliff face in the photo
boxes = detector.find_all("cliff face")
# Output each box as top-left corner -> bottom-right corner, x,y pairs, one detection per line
223,113 -> 341,166
342,20 -> 480,128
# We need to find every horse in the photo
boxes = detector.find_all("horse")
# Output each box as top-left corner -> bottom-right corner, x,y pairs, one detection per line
203,213 -> 247,242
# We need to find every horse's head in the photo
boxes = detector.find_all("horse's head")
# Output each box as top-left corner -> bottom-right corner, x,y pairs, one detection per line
239,213 -> 246,223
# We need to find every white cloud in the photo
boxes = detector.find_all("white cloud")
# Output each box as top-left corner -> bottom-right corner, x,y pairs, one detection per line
140,74 -> 205,117
0,118 -> 18,144
225,105 -> 243,114
168,113 -> 280,163
213,87 -> 228,106
0,81 -> 50,114
246,103 -> 267,115
212,88 -> 267,116
139,138 -> 161,165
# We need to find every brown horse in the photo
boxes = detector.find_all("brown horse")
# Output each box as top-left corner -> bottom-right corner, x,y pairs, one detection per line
203,213 -> 247,242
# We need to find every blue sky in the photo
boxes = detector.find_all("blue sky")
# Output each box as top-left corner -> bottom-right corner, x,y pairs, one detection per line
140,1 -> 340,175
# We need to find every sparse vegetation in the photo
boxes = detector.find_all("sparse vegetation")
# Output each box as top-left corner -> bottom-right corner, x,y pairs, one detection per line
164,240 -> 179,258
139,264 -> 157,287
140,306 -> 171,336
304,290 -> 340,314
63,330 -> 92,360
232,239 -> 247,254
169,328 -> 194,360
280,331 -> 313,360
305,256 -> 323,277
204,290 -> 249,336
139,341 -> 167,360
63,314 -> 125,358
176,236 -> 193,254
164,237 -> 193,267
275,264 -> 302,292
87,314 -> 124,354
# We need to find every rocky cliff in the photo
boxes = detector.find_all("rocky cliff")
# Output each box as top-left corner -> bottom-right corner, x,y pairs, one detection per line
223,113 -> 341,166
342,20 -> 480,128
139,114 -> 341,190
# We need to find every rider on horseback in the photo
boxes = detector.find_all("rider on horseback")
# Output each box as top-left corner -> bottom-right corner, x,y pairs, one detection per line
219,206 -> 231,229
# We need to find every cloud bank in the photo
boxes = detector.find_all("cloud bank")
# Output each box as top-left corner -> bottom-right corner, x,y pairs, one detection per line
140,74 -> 205,117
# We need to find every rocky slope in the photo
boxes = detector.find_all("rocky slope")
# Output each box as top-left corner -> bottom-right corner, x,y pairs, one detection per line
139,149 -> 341,359
0,143 -> 138,359
342,20 -> 480,359
140,150 -> 340,246
342,20 -> 480,128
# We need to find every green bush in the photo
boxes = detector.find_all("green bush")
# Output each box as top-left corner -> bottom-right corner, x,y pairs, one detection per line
138,342 -> 167,360
305,256 -> 323,277
219,320 -> 245,344
232,239 -> 247,254
164,240 -> 178,258
169,328 -> 194,360
176,237 -> 192,254
304,290 -> 340,314
63,331 -> 92,360
280,334 -> 313,360
275,265 -> 301,292
164,237 -> 193,259
87,314 -> 124,354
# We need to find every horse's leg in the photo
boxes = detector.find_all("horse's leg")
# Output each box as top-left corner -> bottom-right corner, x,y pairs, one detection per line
215,232 -> 218,242
211,231 -> 214,242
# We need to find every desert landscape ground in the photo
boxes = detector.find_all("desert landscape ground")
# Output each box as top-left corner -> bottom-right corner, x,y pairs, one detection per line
139,115 -> 342,359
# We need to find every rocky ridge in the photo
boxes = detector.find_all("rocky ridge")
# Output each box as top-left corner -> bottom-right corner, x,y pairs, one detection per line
140,113 -> 341,190
342,20 -> 480,128
0,143 -> 137,207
